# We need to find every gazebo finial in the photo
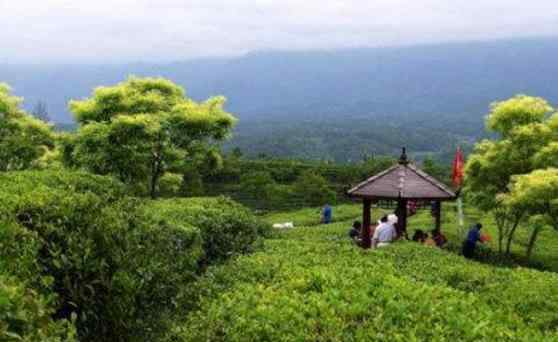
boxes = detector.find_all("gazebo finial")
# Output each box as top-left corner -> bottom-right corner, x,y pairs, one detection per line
399,147 -> 409,165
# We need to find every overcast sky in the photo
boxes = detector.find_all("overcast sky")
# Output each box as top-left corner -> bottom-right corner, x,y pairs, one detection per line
1,0 -> 557,63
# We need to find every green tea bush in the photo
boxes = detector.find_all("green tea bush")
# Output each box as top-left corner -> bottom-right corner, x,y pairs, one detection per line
0,171 -> 203,341
140,197 -> 269,266
174,222 -> 558,341
0,275 -> 76,341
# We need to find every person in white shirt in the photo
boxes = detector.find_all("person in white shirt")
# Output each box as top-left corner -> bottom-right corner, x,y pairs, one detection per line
373,215 -> 397,248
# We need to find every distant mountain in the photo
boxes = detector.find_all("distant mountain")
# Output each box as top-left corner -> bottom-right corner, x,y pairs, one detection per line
2,37 -> 558,161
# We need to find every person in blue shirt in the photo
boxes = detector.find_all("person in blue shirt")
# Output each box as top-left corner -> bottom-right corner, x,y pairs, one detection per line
321,204 -> 332,224
462,223 -> 483,259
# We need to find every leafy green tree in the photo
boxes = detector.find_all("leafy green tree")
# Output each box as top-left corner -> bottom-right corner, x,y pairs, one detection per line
240,171 -> 275,196
465,95 -> 555,254
0,83 -> 54,171
503,168 -> 558,259
293,171 -> 336,207
66,77 -> 236,198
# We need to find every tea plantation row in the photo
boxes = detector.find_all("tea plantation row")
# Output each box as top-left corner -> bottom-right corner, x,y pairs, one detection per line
0,171 -> 268,341
173,222 -> 558,341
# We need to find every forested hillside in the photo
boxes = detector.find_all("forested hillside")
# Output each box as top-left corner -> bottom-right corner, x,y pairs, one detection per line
3,37 -> 558,161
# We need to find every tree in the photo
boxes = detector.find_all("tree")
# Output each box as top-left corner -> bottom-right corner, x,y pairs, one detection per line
503,169 -> 558,259
293,171 -> 336,207
0,83 -> 54,171
465,95 -> 555,254
65,77 -> 236,198
32,100 -> 50,123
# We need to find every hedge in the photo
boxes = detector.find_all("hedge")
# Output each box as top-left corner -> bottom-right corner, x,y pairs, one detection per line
140,197 -> 269,266
173,223 -> 558,341
0,171 -> 200,341
0,275 -> 76,341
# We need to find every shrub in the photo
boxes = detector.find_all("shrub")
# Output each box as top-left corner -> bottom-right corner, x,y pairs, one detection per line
0,274 -> 76,341
293,171 -> 337,207
140,197 -> 269,266
173,222 -> 558,341
0,171 -> 203,341
159,172 -> 183,196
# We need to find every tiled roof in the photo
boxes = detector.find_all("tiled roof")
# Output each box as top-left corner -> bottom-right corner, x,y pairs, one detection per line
347,163 -> 456,200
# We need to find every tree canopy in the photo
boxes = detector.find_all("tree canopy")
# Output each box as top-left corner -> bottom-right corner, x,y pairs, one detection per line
0,83 -> 54,172
465,94 -> 557,255
65,77 -> 236,197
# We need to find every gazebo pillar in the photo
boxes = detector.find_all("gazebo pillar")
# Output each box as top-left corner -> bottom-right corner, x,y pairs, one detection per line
434,200 -> 442,231
396,199 -> 408,236
361,199 -> 372,249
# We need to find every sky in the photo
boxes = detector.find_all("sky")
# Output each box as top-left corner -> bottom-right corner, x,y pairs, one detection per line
1,0 -> 558,63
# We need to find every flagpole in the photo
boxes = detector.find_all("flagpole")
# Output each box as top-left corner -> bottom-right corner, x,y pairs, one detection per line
457,196 -> 464,236
452,147 -> 465,236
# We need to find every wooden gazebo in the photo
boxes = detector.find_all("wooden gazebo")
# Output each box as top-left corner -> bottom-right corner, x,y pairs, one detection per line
347,148 -> 457,248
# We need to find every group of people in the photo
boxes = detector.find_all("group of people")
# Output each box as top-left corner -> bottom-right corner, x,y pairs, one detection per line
349,218 -> 487,259
411,228 -> 447,248
348,214 -> 400,248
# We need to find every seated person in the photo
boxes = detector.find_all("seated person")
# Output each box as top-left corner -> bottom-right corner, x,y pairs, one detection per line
373,215 -> 397,248
431,228 -> 448,247
424,233 -> 436,246
348,221 -> 362,242
412,229 -> 427,243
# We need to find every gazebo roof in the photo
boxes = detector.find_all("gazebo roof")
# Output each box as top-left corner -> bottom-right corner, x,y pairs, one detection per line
347,149 -> 456,200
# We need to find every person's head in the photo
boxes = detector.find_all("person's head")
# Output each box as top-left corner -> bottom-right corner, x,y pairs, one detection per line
431,228 -> 440,236
380,215 -> 388,223
353,221 -> 362,229
388,213 -> 398,224
412,229 -> 424,242
476,223 -> 483,230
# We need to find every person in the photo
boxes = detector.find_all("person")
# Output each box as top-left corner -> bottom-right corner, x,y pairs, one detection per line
431,228 -> 447,248
348,221 -> 361,243
412,229 -> 427,243
424,233 -> 436,247
321,204 -> 332,224
462,223 -> 483,259
372,215 -> 397,248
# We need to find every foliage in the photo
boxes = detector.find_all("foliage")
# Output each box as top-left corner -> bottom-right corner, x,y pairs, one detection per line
159,172 -> 184,196
293,171 -> 337,207
173,221 -> 558,341
504,169 -> 558,230
465,95 -> 557,254
0,275 -> 76,341
0,83 -> 55,171
240,171 -> 275,196
262,203 -> 364,227
65,76 -> 236,198
140,197 -> 269,266
0,171 -> 204,341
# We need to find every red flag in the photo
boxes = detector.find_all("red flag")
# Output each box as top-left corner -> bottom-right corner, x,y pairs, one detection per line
451,147 -> 465,188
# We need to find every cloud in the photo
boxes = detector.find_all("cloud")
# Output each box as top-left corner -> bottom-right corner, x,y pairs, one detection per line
1,0 -> 557,63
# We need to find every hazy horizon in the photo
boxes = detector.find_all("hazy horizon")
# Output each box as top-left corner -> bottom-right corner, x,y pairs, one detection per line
2,0 -> 558,64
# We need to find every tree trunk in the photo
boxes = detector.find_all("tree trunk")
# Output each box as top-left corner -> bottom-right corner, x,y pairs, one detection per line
505,214 -> 523,255
150,157 -> 162,199
526,225 -> 542,261
495,214 -> 504,254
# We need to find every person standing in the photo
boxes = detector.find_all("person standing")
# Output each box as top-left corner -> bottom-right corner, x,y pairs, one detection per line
462,223 -> 483,259
321,204 -> 332,224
